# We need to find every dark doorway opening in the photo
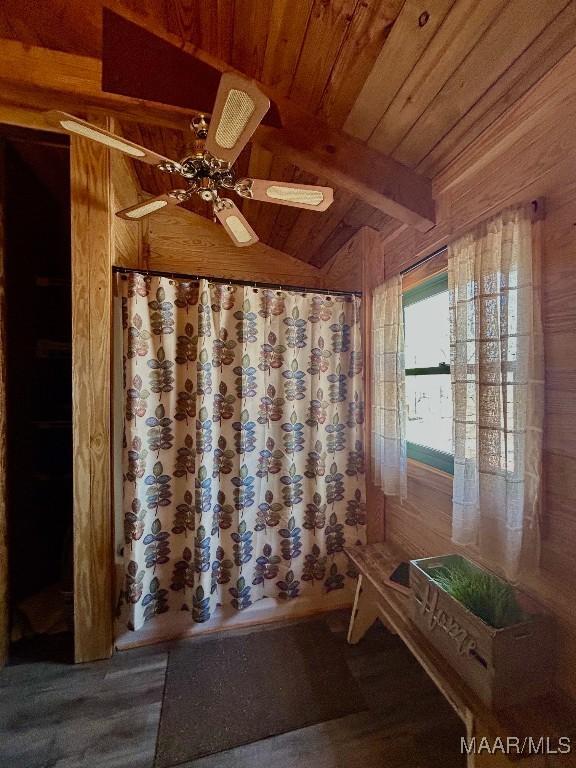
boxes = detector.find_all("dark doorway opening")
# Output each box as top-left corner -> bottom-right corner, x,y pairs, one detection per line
1,124 -> 73,663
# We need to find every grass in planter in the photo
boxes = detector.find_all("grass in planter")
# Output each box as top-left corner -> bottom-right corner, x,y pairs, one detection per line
429,561 -> 526,629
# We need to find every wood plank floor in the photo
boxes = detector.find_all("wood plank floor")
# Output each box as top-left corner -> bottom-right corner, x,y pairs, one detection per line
0,612 -> 465,768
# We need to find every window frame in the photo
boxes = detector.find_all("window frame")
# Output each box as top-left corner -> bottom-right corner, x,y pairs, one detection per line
403,270 -> 454,475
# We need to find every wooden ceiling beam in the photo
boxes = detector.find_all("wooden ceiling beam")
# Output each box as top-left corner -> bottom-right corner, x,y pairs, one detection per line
0,31 -> 435,232
100,7 -> 435,231
254,118 -> 435,232
0,40 -> 194,131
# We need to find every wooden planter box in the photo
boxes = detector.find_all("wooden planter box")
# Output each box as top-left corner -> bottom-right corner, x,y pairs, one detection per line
409,555 -> 554,709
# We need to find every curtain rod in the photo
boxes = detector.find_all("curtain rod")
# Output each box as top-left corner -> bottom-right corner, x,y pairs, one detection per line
400,245 -> 448,277
112,266 -> 362,297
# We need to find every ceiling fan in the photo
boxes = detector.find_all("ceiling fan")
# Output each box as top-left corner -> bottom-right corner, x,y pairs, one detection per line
46,72 -> 334,248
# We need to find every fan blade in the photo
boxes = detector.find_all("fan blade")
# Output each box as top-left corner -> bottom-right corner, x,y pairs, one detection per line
45,111 -> 178,167
238,179 -> 334,211
214,200 -> 259,248
116,193 -> 184,220
204,72 -> 270,165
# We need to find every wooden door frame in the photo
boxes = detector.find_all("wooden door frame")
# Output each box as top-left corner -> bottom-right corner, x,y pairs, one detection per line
0,105 -> 116,664
70,118 -> 114,663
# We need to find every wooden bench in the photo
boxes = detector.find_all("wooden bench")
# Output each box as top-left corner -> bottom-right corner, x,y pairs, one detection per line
345,543 -> 576,768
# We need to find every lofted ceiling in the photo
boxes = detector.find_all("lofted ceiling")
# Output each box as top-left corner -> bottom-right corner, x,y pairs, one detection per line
1,0 -> 575,266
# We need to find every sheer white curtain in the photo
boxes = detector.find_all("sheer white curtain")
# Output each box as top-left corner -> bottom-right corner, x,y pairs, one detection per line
449,204 -> 544,580
372,275 -> 407,500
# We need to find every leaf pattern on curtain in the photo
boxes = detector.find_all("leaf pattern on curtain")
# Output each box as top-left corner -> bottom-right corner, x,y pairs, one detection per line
118,274 -> 366,631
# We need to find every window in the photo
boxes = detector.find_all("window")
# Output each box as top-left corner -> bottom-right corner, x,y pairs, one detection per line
403,270 -> 454,474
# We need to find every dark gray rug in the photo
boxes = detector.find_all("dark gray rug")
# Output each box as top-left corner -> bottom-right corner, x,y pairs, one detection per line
154,619 -> 367,766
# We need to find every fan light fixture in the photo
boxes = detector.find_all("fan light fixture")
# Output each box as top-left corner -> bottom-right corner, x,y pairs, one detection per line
48,71 -> 335,247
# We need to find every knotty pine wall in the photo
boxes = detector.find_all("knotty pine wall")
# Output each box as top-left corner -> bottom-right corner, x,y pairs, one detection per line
373,46 -> 576,699
71,122 -> 144,662
144,206 -> 325,288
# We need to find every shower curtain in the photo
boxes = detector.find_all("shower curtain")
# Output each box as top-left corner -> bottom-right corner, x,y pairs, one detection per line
117,272 -> 366,631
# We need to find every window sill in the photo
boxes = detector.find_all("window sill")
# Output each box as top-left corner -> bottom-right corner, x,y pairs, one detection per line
407,442 -> 454,475
407,457 -> 454,495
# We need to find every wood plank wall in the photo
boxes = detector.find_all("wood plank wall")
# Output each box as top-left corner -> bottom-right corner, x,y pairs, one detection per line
71,120 -> 114,662
370,46 -> 576,699
71,117 -> 143,662
145,207 -> 326,288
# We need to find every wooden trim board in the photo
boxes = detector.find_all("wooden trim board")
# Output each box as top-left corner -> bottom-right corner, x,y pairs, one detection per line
379,45 -> 576,701
116,590 -> 353,652
71,116 -> 114,663
0,106 -> 139,664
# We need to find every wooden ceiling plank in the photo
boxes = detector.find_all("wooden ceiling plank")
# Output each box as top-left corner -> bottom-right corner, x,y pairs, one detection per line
288,0 -> 358,112
389,0 -> 571,167
261,0 -> 314,95
231,0 -> 273,80
431,44 -> 576,194
308,198 -> 376,268
282,212 -> 324,261
418,0 -> 576,176
0,41 -> 195,131
267,205 -> 302,253
343,0 -> 457,142
169,0 -> 235,62
213,0 -> 236,62
363,207 -> 396,233
317,0 -> 404,128
368,0 -> 508,155
156,0 -> 201,48
0,0 -> 101,57
251,200 -> 281,247
0,35 -> 435,231
296,188 -> 355,265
